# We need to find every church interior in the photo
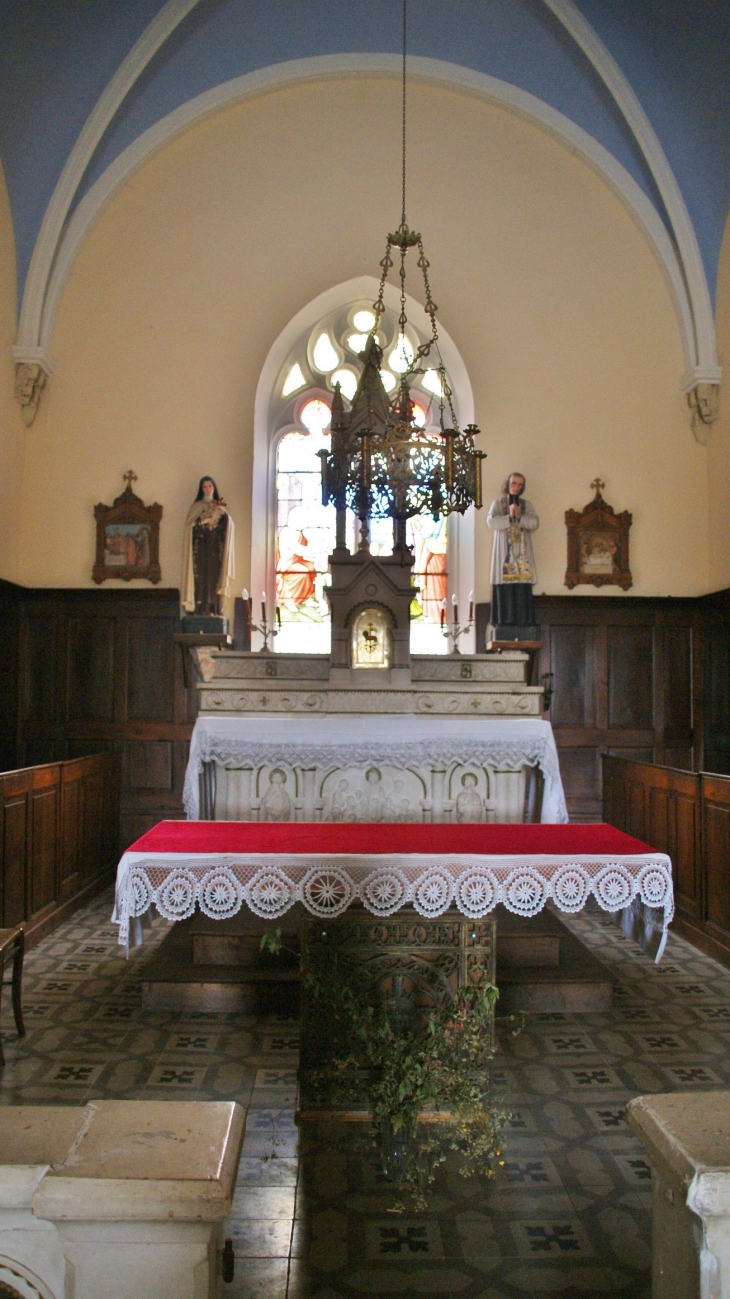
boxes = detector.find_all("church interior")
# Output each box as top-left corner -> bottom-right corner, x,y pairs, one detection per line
1,2 -> 730,1296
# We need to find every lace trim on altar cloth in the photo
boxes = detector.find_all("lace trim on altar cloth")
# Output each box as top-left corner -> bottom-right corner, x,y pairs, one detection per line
182,732 -> 568,821
112,853 -> 673,957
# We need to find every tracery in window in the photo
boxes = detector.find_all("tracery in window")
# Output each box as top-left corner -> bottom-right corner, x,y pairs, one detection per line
271,298 -> 457,655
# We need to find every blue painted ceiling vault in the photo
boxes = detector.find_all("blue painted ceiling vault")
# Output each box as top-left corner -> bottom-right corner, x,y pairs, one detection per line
1,0 -> 728,314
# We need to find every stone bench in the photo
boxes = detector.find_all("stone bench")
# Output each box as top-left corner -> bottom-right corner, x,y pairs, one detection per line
627,1091 -> 730,1299
0,1100 -> 244,1299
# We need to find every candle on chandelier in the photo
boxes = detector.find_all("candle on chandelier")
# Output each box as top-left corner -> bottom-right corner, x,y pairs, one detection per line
468,590 -> 474,623
452,591 -> 458,623
276,604 -> 282,627
440,597 -> 447,628
261,592 -> 267,623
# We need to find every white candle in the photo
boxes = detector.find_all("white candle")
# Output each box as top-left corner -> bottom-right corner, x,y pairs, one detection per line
242,588 -> 249,602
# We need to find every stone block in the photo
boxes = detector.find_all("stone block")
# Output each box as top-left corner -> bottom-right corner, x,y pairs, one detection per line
627,1090 -> 730,1299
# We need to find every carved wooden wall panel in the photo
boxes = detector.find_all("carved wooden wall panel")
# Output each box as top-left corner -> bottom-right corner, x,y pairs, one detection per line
67,616 -> 115,721
536,597 -> 697,820
603,755 -> 728,964
7,588 -> 193,849
0,583 -> 727,831
0,754 -> 118,947
607,626 -> 654,729
2,795 -> 27,928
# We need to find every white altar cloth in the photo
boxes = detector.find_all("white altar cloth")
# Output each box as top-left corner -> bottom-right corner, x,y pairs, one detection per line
182,715 -> 568,823
112,820 -> 674,959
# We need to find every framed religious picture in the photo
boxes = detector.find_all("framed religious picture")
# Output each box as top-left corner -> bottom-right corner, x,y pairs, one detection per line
92,471 -> 162,584
564,479 -> 632,590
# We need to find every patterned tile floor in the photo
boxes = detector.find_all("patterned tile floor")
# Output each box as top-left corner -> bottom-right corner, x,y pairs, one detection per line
2,889 -> 730,1296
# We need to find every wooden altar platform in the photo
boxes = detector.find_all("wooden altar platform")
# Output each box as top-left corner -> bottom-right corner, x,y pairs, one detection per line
139,902 -> 613,1014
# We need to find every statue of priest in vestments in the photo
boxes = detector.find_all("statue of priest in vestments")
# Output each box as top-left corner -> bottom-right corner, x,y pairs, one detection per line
487,472 -> 539,635
181,476 -> 235,618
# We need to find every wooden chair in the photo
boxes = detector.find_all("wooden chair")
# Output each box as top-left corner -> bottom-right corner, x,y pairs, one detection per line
0,928 -> 26,1067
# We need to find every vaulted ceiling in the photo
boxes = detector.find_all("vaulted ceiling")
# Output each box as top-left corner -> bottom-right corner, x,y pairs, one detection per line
1,0 -> 728,371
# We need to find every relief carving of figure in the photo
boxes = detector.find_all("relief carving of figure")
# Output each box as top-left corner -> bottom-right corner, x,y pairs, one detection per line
455,772 -> 485,823
261,769 -> 292,821
364,767 -> 386,821
329,779 -> 350,822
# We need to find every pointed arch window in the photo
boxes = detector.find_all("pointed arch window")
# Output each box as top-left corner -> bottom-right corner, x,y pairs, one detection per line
254,284 -> 474,655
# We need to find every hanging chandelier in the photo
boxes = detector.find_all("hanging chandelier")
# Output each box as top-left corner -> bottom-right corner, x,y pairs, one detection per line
319,0 -> 485,549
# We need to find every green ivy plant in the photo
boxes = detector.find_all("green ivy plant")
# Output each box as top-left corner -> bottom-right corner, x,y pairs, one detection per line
261,926 -> 522,1208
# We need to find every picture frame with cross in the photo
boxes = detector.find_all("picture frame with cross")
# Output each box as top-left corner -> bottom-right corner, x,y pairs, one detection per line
92,470 -> 163,584
564,478 -> 633,590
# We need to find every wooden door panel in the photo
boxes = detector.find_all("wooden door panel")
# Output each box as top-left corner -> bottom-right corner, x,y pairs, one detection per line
627,780 -> 648,842
67,617 -> 115,720
80,772 -> 104,882
550,626 -> 593,727
127,619 -> 175,721
663,627 -> 692,737
2,795 -> 27,926
675,792 -> 699,914
23,616 -> 59,721
60,777 -> 80,897
124,740 -> 173,791
30,786 -> 57,915
608,627 -> 654,729
648,786 -> 670,855
704,803 -> 730,933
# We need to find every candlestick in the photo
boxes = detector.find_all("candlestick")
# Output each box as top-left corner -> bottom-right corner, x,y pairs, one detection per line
468,589 -> 474,623
276,605 -> 281,627
242,588 -> 249,602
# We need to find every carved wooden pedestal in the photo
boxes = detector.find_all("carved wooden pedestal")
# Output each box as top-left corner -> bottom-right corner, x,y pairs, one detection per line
298,907 -> 496,1118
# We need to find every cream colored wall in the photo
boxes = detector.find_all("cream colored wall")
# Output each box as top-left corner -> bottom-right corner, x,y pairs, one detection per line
709,210 -> 730,592
18,76 -> 705,598
0,162 -> 25,583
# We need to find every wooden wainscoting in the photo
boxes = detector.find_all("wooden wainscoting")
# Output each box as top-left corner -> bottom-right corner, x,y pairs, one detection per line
0,753 -> 120,948
2,584 -> 729,830
536,596 -> 696,820
3,584 -> 195,849
603,754 -> 730,965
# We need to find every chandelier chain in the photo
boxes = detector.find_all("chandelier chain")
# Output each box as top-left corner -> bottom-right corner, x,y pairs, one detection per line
402,0 -> 407,227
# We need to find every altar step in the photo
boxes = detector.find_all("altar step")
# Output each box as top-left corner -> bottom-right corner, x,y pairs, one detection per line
495,906 -> 613,1013
141,904 -> 611,1015
140,909 -> 303,1013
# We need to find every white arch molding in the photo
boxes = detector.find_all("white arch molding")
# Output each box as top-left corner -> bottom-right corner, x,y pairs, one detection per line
251,275 -> 476,655
12,19 -> 720,392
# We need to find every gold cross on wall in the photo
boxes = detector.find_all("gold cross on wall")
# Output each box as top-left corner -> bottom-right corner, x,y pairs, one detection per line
123,470 -> 138,488
591,477 -> 606,497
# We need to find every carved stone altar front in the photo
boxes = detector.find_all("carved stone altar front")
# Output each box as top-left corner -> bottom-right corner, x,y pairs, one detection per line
185,531 -> 559,824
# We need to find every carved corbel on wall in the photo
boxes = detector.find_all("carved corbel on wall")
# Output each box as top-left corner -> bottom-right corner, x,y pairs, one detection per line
13,355 -> 51,427
687,382 -> 720,446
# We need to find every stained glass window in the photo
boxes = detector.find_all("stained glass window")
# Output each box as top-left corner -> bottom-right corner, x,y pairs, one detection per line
273,299 -> 451,655
275,414 -> 338,654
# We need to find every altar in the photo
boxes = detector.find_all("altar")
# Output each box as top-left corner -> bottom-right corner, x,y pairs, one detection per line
184,713 -> 568,824
112,820 -> 674,960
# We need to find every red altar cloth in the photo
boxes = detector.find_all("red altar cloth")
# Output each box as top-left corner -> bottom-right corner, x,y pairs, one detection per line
114,818 -> 673,959
128,820 -> 657,858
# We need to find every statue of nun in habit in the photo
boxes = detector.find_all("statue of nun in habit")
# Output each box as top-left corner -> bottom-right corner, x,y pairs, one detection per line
181,476 -> 235,617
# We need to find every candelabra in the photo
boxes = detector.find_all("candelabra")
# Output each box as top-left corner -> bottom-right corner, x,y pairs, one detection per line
242,589 -> 280,652
440,591 -> 474,654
